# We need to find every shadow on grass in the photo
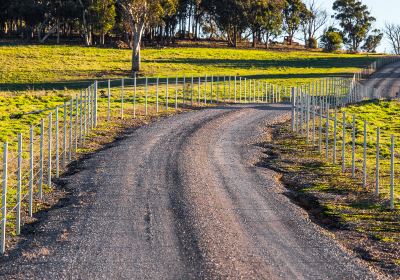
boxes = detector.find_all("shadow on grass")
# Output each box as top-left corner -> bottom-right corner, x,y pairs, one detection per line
153,56 -> 376,70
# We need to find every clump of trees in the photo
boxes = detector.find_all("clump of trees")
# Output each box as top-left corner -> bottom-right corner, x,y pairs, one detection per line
320,27 -> 343,52
0,0 -> 386,72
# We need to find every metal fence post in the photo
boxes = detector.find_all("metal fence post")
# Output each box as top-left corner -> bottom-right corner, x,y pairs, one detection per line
166,77 -> 169,111
291,88 -> 296,132
69,100 -> 73,161
342,111 -> 346,172
48,113 -> 52,188
363,121 -> 367,188
244,79 -> 247,102
94,81 -> 98,127
312,94 -> 316,145
352,115 -> 356,178
133,74 -> 137,117
63,102 -> 67,165
29,127 -> 33,217
318,101 -> 322,153
39,119 -> 44,199
234,76 -> 237,103
390,135 -> 395,210
210,76 -> 213,104
55,107 -> 59,178
79,91 -> 83,143
333,110 -> 337,164
183,76 -> 186,104
216,76 -> 220,103
156,77 -> 160,113
121,78 -> 124,119
75,95 -> 78,153
145,78 -> 148,116
197,77 -> 200,105
191,76 -> 194,106
239,77 -> 242,102
1,142 -> 7,254
204,75 -> 207,104
325,105 -> 330,160
16,134 -> 22,235
175,77 -> 178,110
375,127 -> 380,195
306,94 -> 310,143
107,79 -> 111,121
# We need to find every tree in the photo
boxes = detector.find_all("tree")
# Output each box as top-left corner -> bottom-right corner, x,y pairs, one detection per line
320,26 -> 343,52
361,29 -> 383,53
283,0 -> 309,45
300,0 -> 328,48
212,0 -> 248,47
262,0 -> 286,48
384,23 -> 400,55
117,0 -> 163,73
332,0 -> 375,52
246,0 -> 285,48
91,0 -> 116,45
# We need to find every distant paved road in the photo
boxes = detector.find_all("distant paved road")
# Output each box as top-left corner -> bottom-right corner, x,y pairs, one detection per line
362,61 -> 400,98
0,104 -> 375,279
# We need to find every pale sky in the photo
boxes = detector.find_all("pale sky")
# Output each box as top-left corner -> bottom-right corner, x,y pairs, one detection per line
318,0 -> 400,53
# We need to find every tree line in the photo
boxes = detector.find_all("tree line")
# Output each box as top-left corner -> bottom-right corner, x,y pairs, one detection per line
0,0 -> 397,72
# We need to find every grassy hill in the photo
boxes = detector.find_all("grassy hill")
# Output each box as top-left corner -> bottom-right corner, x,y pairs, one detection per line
0,45 -> 378,90
0,45 -> 379,142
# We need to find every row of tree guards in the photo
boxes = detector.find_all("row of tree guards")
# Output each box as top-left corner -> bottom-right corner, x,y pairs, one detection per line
0,56 -> 399,254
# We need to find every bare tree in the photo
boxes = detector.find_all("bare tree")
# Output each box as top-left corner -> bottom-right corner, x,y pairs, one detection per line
384,23 -> 400,55
301,0 -> 328,48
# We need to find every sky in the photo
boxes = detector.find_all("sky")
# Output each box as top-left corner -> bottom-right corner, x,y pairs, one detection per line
317,0 -> 400,53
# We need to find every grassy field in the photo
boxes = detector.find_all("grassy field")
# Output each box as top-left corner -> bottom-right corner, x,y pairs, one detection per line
0,45 -> 377,141
266,100 -> 400,275
0,45 -> 378,90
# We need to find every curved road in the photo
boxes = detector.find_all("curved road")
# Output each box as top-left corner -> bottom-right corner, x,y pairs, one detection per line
363,60 -> 400,98
0,104 -> 375,279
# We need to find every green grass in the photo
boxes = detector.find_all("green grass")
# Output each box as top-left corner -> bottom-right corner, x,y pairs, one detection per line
339,100 -> 400,203
267,121 -> 399,276
0,45 -> 379,90
0,45 -> 377,141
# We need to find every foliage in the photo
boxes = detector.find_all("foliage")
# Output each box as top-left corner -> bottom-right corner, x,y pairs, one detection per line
307,37 -> 318,49
362,29 -> 383,53
321,27 -> 343,52
90,0 -> 117,44
283,0 -> 309,44
332,0 -> 376,52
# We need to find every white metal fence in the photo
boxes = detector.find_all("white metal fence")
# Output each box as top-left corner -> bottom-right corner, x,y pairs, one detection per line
0,75 -> 293,254
1,56 -> 398,254
291,56 -> 400,213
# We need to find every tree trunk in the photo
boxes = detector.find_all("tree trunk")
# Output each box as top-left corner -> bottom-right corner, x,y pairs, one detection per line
252,32 -> 256,48
233,27 -> 237,48
56,20 -> 60,44
101,32 -> 105,45
132,23 -> 145,73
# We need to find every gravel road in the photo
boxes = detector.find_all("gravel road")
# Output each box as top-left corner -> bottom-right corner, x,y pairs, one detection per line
0,104 -> 376,279
362,61 -> 400,98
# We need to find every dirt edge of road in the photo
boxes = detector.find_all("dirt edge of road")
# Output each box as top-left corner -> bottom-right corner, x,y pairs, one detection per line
257,121 -> 400,279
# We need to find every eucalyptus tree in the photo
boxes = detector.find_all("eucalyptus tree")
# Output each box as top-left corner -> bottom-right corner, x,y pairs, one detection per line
333,0 -> 376,52
283,0 -> 309,45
